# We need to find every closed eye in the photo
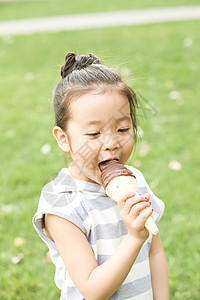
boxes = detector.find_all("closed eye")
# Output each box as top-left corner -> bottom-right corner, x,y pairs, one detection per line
86,132 -> 100,137
118,128 -> 129,133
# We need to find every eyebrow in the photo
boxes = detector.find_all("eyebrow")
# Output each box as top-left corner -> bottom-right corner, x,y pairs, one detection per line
84,116 -> 132,127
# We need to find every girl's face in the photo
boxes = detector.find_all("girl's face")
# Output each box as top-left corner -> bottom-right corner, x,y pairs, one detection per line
66,90 -> 134,185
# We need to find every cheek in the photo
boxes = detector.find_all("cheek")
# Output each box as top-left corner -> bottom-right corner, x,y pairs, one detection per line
86,140 -> 101,157
71,139 -> 100,163
126,141 -> 134,155
122,135 -> 134,156
120,131 -> 134,147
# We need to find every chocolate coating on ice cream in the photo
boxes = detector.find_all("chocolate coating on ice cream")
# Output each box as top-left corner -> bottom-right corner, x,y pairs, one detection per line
99,159 -> 136,188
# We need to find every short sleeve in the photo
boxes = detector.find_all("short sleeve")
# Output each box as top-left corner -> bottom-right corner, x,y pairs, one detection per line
33,177 -> 90,249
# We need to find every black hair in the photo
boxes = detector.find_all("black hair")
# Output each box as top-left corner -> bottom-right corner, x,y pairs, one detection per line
53,52 -> 138,141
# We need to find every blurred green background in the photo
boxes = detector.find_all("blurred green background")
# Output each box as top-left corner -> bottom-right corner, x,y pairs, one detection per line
1,0 -> 200,21
0,1 -> 200,299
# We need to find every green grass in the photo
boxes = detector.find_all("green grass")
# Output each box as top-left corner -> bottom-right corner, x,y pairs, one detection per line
0,0 -> 200,21
0,20 -> 200,299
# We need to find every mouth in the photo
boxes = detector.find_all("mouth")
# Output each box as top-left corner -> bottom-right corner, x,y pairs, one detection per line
98,157 -> 119,172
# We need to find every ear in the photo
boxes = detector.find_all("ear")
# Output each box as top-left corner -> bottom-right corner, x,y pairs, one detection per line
53,126 -> 71,153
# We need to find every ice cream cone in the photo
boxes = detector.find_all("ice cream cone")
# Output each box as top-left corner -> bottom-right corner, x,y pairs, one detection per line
106,176 -> 159,235
105,176 -> 139,202
99,159 -> 159,235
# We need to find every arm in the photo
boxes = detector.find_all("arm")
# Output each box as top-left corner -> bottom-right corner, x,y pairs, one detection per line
45,193 -> 152,300
149,233 -> 169,300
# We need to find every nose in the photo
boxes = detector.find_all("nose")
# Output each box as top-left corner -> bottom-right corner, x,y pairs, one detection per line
102,133 -> 119,151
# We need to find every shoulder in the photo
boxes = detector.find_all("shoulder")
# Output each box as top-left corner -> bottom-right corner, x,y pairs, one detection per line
33,169 -> 88,244
38,168 -> 80,211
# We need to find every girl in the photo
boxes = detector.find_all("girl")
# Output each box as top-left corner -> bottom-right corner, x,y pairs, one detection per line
33,53 -> 169,300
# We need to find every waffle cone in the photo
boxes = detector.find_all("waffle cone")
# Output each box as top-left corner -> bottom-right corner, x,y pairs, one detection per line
106,176 -> 139,202
106,175 -> 159,235
144,216 -> 159,235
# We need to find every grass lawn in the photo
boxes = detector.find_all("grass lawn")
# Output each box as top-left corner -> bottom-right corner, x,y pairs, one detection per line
0,0 -> 200,21
0,19 -> 200,299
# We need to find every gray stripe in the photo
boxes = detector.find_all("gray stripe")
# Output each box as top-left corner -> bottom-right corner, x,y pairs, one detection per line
135,243 -> 149,264
110,274 -> 152,299
42,189 -> 116,211
97,254 -> 111,265
84,181 -> 102,192
147,241 -> 151,251
69,203 -> 89,222
96,242 -> 149,267
56,171 -> 76,188
59,170 -> 102,193
59,275 -> 151,300
84,195 -> 117,211
67,197 -> 115,229
42,190 -> 77,207
43,171 -> 76,191
88,220 -> 127,245
96,242 -> 149,268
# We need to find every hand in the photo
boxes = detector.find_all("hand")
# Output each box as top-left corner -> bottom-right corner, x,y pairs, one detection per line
118,192 -> 152,242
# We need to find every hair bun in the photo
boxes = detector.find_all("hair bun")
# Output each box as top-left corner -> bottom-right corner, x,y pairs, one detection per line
61,52 -> 100,79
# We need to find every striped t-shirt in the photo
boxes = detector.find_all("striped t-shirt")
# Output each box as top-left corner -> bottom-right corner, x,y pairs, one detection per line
33,165 -> 164,300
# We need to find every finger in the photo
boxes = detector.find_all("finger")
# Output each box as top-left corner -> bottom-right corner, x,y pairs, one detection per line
118,192 -> 136,210
118,192 -> 147,213
142,193 -> 150,202
137,207 -> 153,227
128,193 -> 148,205
129,201 -> 151,219
121,193 -> 148,214
121,192 -> 136,202
120,197 -> 137,216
